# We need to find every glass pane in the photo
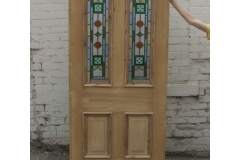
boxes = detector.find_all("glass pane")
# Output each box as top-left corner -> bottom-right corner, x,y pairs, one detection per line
87,0 -> 109,83
129,0 -> 151,83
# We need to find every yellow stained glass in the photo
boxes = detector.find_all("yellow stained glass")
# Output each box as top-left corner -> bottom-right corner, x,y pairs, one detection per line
88,25 -> 90,36
148,0 -> 151,9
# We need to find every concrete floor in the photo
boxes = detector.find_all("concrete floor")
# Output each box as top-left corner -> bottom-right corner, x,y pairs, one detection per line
30,142 -> 210,160
30,152 -> 210,160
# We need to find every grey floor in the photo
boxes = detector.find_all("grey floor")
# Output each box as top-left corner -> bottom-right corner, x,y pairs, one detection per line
30,152 -> 210,160
30,142 -> 209,160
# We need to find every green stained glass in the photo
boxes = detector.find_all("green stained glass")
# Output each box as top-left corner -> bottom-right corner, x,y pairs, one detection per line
129,0 -> 151,83
137,32 -> 143,37
134,55 -> 144,66
87,0 -> 109,83
93,56 -> 103,65
95,32 -> 102,37
135,3 -> 146,14
93,3 -> 104,13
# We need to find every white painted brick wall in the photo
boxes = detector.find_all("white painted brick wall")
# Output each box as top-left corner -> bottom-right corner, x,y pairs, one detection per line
30,0 -> 210,155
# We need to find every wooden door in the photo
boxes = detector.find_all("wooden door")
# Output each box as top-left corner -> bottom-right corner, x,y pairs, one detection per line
69,0 -> 169,160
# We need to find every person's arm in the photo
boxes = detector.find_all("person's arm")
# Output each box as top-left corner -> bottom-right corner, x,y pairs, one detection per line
170,0 -> 207,33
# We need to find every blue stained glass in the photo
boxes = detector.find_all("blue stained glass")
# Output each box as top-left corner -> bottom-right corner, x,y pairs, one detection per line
147,56 -> 150,67
130,13 -> 133,24
129,60 -> 132,71
90,42 -> 93,54
105,45 -> 108,56
148,9 -> 151,21
90,54 -> 93,65
90,16 -> 92,30
103,39 -> 105,52
106,0 -> 109,9
88,1 -> 90,12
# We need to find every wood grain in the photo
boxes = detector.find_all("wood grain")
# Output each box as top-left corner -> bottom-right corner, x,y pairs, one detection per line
152,0 -> 169,160
112,0 -> 125,87
83,113 -> 112,158
125,113 -> 153,158
69,0 -> 83,159
69,0 -> 169,159
112,112 -> 125,158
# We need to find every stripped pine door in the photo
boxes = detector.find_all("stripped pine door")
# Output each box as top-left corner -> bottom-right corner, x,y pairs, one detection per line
69,0 -> 169,159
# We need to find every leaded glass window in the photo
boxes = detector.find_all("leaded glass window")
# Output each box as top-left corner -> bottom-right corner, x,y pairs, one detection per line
87,0 -> 109,83
129,0 -> 151,83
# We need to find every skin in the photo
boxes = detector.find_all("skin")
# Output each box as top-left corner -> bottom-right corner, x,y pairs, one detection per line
169,0 -> 207,33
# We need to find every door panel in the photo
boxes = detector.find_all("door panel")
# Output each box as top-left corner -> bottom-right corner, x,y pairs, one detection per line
125,113 -> 153,158
83,113 -> 112,158
82,88 -> 153,112
69,0 -> 169,160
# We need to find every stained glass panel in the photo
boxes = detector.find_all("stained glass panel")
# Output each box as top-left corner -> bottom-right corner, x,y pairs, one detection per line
129,0 -> 151,83
87,0 -> 109,83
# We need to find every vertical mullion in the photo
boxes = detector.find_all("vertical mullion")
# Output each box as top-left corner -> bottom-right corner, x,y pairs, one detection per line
102,0 -> 106,77
90,0 -> 93,81
132,0 -> 136,80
